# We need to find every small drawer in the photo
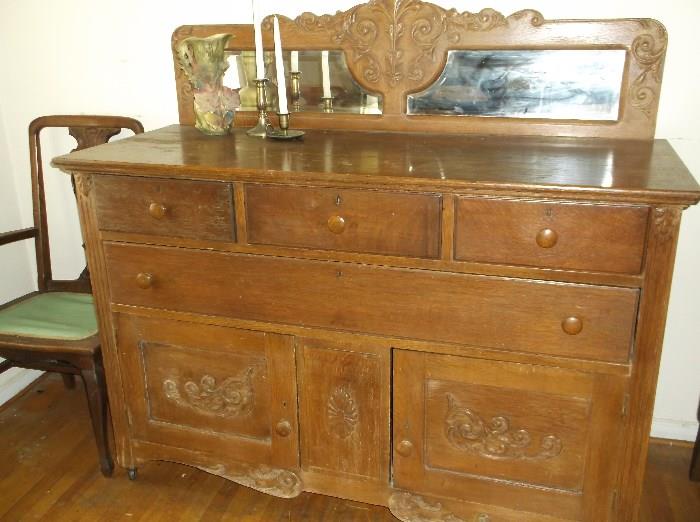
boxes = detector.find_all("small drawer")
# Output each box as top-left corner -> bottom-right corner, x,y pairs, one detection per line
93,175 -> 235,241
245,184 -> 441,258
454,198 -> 648,274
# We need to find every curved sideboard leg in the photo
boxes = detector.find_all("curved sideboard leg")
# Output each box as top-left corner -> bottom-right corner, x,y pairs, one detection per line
388,492 -> 490,522
200,463 -> 303,499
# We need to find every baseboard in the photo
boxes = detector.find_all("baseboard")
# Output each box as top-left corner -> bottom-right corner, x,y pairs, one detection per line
0,367 -> 43,407
651,417 -> 699,442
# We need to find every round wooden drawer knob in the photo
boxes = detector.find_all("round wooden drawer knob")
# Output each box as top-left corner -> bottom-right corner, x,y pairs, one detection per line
536,228 -> 558,248
327,215 -> 346,234
396,440 -> 414,457
562,316 -> 583,335
135,272 -> 154,289
148,202 -> 168,219
275,420 -> 292,437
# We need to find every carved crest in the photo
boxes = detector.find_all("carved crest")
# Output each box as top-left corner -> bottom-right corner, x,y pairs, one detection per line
445,394 -> 563,461
287,0 -> 543,94
163,368 -> 256,417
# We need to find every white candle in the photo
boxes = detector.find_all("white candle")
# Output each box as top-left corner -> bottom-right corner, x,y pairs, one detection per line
252,0 -> 265,79
273,16 -> 288,114
321,50 -> 331,98
291,51 -> 299,72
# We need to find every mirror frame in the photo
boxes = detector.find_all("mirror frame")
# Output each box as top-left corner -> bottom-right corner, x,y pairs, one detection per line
171,0 -> 667,139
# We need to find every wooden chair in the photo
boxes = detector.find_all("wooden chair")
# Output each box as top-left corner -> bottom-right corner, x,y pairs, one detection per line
0,115 -> 144,476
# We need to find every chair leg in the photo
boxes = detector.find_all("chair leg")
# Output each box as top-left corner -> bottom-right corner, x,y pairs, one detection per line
61,373 -> 76,389
692,424 -> 700,481
80,356 -> 113,477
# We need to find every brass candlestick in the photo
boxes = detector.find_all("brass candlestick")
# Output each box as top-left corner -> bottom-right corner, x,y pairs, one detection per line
266,112 -> 305,140
247,78 -> 272,137
290,71 -> 304,111
321,96 -> 334,113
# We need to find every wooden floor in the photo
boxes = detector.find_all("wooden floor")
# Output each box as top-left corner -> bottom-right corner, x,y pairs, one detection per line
1,374 -> 698,521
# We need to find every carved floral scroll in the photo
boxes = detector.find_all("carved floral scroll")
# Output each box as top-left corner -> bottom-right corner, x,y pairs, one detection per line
445,394 -> 563,461
163,368 -> 255,418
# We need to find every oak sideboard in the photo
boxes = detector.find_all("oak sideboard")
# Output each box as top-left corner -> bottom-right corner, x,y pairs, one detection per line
54,2 -> 700,521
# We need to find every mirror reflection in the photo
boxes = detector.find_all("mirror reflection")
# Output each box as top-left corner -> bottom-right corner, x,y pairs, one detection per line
408,50 -> 626,120
224,50 -> 382,114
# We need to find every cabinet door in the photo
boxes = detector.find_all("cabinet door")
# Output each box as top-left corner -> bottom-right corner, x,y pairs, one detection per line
117,314 -> 299,473
296,337 -> 391,504
393,351 -> 626,521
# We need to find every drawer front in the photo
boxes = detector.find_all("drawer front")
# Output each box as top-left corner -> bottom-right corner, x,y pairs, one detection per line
105,243 -> 638,363
117,314 -> 299,470
393,351 -> 627,521
455,198 -> 648,273
93,175 -> 235,241
245,184 -> 441,258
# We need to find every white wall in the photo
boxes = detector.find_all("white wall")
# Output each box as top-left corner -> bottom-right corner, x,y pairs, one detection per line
0,103 -> 43,403
0,0 -> 697,439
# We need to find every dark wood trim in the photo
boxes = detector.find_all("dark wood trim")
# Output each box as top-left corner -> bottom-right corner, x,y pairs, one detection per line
0,227 -> 37,246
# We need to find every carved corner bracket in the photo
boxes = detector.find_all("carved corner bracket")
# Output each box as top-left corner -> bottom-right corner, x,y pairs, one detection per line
629,20 -> 667,118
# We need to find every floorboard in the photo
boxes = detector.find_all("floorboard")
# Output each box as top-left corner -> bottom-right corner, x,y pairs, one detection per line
1,374 -> 698,521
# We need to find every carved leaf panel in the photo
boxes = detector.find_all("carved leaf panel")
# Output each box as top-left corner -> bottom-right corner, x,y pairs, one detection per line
426,380 -> 590,491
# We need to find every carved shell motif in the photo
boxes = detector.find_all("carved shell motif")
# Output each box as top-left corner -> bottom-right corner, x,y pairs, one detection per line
163,367 -> 255,418
327,385 -> 359,438
445,394 -> 562,461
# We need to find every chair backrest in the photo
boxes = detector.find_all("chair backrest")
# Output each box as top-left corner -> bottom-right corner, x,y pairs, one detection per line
28,115 -> 144,293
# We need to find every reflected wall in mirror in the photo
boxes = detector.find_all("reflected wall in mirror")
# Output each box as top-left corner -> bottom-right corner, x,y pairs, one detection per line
223,50 -> 382,114
408,50 -> 626,121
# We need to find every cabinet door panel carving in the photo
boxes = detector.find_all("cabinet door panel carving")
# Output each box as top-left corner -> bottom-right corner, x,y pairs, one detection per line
143,342 -> 267,438
393,350 -> 626,521
117,314 -> 299,469
429,384 -> 589,490
297,338 -> 390,482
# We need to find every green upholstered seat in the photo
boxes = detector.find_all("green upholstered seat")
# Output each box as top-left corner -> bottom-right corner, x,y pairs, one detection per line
0,292 -> 98,341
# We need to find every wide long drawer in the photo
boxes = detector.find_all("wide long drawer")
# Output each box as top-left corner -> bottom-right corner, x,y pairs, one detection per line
104,243 -> 639,363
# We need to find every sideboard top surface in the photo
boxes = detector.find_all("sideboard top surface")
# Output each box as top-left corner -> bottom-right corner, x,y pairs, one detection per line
53,125 -> 700,205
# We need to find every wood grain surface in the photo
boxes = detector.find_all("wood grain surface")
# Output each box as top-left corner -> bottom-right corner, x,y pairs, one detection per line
52,126 -> 700,206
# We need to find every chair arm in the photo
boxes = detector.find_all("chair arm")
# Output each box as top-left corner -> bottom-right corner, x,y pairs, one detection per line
0,227 -> 37,246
